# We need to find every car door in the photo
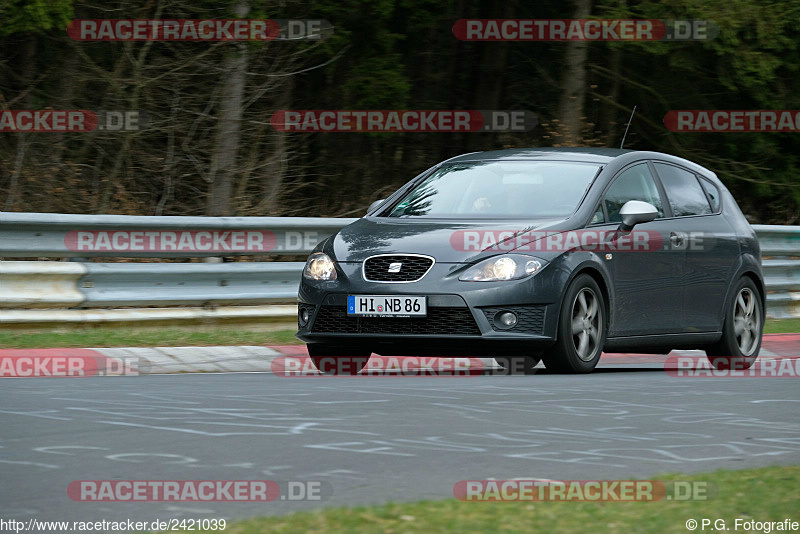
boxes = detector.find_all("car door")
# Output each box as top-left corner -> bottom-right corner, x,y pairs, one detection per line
651,161 -> 738,333
591,161 -> 684,337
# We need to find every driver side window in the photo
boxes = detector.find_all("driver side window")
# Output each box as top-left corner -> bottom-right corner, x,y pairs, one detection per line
603,163 -> 665,223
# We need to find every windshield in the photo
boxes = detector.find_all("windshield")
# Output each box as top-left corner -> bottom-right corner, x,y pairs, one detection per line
385,161 -> 601,218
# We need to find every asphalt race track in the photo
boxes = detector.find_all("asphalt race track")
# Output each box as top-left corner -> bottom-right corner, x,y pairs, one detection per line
1,351 -> 799,524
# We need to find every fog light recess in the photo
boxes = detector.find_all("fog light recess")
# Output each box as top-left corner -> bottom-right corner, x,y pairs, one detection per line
494,311 -> 518,330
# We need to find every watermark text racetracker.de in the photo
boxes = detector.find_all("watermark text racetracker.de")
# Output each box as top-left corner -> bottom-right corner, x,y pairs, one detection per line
664,110 -> 800,132
67,480 -> 333,502
0,110 -> 147,132
450,229 -> 714,253
454,479 -> 717,502
0,351 -> 149,377
452,19 -> 718,41
667,355 -> 800,378
272,355 -> 488,376
271,110 -> 537,132
67,19 -> 333,41
64,229 -> 319,253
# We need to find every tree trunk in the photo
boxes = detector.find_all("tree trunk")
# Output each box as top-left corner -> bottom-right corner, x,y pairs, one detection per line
602,46 -> 623,147
466,0 -> 516,152
4,34 -> 37,211
207,0 -> 249,216
558,0 -> 593,145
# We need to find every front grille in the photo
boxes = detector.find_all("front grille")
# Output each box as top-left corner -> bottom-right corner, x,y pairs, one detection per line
312,306 -> 480,335
363,255 -> 434,282
481,305 -> 546,334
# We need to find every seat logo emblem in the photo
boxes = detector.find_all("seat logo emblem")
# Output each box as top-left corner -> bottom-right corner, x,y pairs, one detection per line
388,262 -> 402,273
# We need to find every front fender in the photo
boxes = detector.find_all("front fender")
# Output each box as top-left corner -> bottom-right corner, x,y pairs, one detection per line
548,251 -> 616,334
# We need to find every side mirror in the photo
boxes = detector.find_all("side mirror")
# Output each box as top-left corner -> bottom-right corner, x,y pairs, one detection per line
367,199 -> 385,215
619,200 -> 658,231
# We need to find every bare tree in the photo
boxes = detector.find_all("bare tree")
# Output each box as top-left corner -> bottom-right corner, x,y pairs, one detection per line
558,0 -> 592,145
206,0 -> 249,216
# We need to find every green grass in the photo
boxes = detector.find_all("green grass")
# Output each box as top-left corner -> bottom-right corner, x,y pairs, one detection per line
200,466 -> 799,534
763,317 -> 800,334
0,326 -> 301,349
1,318 -> 797,349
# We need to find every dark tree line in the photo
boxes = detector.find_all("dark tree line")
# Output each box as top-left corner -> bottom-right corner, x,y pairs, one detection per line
1,0 -> 799,222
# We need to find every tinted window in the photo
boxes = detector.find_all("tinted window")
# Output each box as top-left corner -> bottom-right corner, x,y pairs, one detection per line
386,161 -> 601,218
591,204 -> 605,224
699,178 -> 721,212
603,163 -> 664,223
654,163 -> 712,216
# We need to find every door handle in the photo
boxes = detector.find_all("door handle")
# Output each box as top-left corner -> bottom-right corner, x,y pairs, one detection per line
669,232 -> 684,247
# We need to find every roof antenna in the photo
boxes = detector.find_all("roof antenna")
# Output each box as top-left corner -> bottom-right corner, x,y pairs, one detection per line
619,105 -> 637,149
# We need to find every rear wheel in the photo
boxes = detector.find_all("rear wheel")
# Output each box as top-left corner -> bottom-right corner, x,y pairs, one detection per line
705,277 -> 763,370
307,344 -> 372,375
494,355 -> 541,375
542,274 -> 606,374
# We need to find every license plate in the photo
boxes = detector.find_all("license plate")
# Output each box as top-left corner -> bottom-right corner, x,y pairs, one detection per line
347,295 -> 426,317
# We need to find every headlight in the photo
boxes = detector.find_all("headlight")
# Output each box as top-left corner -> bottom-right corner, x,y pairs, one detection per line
303,252 -> 337,281
459,254 -> 545,282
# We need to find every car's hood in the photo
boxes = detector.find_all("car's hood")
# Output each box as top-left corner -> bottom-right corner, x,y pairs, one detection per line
328,217 -> 575,263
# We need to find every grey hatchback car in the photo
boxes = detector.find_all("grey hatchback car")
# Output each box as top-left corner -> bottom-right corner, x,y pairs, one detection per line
296,148 -> 765,374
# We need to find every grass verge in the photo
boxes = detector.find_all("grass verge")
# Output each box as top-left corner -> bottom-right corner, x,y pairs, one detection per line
1,318 -> 797,349
0,327 -> 301,348
763,317 -> 800,334
203,466 -> 799,534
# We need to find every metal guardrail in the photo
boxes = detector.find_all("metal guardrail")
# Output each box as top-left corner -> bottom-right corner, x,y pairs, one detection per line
79,262 -> 305,306
0,214 -> 798,321
754,224 -> 800,318
0,212 -> 356,323
0,211 -> 358,257
0,261 -> 305,308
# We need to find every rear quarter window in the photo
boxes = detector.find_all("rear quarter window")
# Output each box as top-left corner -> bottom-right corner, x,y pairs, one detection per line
699,178 -> 722,212
653,162 -> 713,217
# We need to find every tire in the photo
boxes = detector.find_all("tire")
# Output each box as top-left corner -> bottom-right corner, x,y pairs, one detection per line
542,274 -> 606,374
494,355 -> 541,375
705,277 -> 763,370
307,344 -> 372,375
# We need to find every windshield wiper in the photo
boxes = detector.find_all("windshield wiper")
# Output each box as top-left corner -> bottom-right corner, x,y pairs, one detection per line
484,224 -> 539,253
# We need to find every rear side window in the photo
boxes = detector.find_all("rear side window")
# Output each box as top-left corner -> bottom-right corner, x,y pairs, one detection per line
699,178 -> 721,212
603,163 -> 665,223
654,163 -> 712,216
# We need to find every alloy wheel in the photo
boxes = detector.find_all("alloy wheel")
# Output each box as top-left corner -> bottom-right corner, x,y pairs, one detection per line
734,287 -> 760,356
571,288 -> 601,362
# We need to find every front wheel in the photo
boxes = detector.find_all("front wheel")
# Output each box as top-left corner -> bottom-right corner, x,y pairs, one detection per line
307,344 -> 372,375
542,274 -> 606,374
705,277 -> 763,370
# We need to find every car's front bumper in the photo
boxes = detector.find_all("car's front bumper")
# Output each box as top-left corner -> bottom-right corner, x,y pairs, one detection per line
296,261 -> 563,356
